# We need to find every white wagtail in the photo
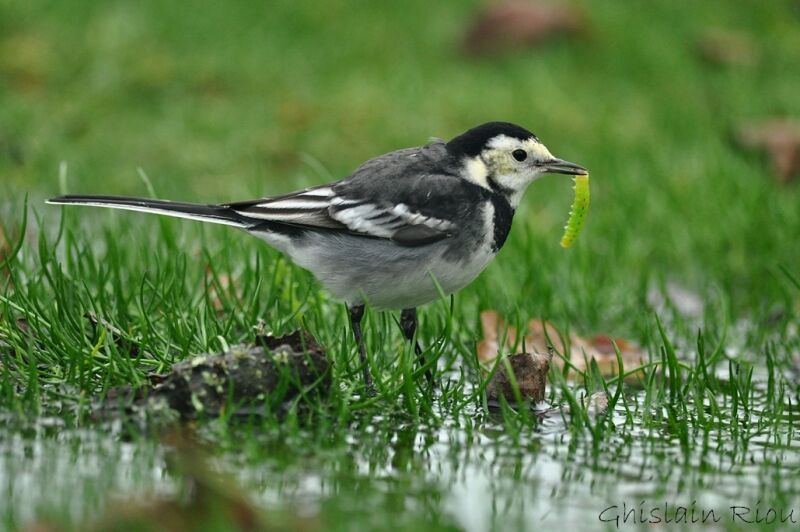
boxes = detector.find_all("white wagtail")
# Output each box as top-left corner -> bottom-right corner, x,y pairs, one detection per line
48,122 -> 587,387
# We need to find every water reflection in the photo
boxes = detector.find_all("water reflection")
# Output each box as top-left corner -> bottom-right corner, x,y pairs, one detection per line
2,379 -> 800,530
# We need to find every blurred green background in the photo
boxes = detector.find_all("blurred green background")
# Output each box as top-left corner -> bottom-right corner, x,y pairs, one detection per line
2,0 -> 798,317
2,1 -> 800,530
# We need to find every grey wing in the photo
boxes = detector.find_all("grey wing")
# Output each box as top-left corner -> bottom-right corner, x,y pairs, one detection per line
329,141 -> 473,245
226,151 -> 458,246
327,194 -> 455,245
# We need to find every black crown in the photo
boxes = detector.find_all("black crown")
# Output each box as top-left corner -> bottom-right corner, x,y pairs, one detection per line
446,122 -> 538,157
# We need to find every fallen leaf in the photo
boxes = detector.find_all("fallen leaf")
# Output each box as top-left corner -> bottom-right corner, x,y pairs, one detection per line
696,29 -> 759,67
477,310 -> 502,364
736,119 -> 800,184
478,310 -> 646,380
462,0 -> 585,56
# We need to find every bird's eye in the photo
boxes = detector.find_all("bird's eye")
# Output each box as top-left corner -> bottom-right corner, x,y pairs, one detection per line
512,149 -> 527,162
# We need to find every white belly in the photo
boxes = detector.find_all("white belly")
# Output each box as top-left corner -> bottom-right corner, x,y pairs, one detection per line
257,230 -> 497,309
253,198 -> 504,309
343,242 -> 496,309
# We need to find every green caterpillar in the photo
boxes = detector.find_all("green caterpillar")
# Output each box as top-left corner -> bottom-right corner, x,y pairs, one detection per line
560,174 -> 590,248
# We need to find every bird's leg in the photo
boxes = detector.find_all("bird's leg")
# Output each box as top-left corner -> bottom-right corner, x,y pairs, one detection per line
348,304 -> 373,389
400,308 -> 433,386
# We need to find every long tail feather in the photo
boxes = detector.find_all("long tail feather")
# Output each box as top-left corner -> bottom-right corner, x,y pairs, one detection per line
47,195 -> 249,228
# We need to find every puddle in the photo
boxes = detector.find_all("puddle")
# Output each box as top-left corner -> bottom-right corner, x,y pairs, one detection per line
3,366 -> 800,531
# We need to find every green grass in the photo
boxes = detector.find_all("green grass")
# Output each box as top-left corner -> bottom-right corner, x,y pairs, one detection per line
1,0 -> 800,530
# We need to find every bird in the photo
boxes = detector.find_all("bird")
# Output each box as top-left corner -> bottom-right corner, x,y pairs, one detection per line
48,121 -> 587,389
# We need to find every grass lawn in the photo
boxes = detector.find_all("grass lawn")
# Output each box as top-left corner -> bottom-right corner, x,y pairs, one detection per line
2,0 -> 800,530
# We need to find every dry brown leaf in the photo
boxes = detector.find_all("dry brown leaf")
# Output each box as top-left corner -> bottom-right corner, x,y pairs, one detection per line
477,310 -> 502,363
736,119 -> 800,184
696,29 -> 759,67
462,0 -> 584,56
477,311 -> 562,363
478,310 -> 646,380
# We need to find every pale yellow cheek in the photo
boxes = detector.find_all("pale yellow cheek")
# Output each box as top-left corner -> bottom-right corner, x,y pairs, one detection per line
484,151 -> 515,174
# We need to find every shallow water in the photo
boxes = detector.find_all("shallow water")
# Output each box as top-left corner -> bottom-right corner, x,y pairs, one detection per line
2,375 -> 800,531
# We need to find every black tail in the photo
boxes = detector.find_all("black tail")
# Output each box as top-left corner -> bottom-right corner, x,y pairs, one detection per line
47,195 -> 250,228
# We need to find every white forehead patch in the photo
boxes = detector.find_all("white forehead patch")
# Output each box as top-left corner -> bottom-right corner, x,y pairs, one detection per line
526,138 -> 554,161
486,135 -> 554,161
486,134 -> 523,151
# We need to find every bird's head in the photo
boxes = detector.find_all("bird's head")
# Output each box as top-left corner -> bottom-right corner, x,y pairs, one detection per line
446,122 -> 587,208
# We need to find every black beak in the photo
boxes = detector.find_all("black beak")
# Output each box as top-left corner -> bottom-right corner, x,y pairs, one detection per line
540,158 -> 588,175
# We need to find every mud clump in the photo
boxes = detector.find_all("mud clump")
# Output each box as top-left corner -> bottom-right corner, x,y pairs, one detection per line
103,331 -> 330,422
485,352 -> 551,403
